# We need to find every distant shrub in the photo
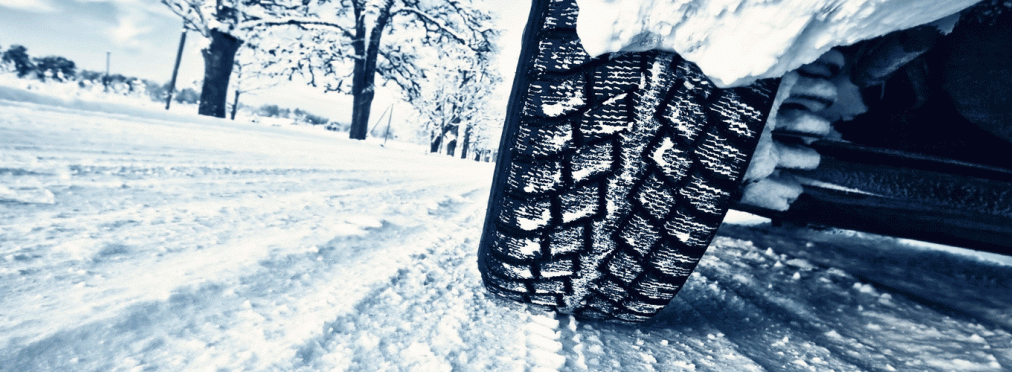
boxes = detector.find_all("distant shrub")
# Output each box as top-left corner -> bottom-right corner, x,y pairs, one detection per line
34,56 -> 76,81
2,45 -> 35,78
174,88 -> 199,104
145,81 -> 168,101
300,111 -> 329,125
104,73 -> 128,87
259,105 -> 329,125
260,104 -> 280,117
293,108 -> 326,124
325,122 -> 348,132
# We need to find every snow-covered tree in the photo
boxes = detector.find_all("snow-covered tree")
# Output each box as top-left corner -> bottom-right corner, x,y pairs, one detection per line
454,67 -> 502,160
163,0 -> 497,141
413,42 -> 501,158
253,0 -> 498,140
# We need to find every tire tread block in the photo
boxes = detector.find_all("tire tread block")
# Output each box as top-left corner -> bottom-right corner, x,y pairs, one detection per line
506,160 -> 563,196
536,37 -> 590,73
592,56 -> 642,101
678,174 -> 732,216
558,183 -> 602,223
570,142 -> 615,183
490,230 -> 542,262
548,224 -> 586,256
499,196 -> 553,233
515,123 -> 574,158
617,214 -> 663,257
543,0 -> 580,30
635,174 -> 678,220
525,77 -> 588,118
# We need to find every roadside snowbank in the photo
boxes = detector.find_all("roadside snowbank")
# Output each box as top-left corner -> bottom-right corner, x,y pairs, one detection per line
0,83 -> 213,127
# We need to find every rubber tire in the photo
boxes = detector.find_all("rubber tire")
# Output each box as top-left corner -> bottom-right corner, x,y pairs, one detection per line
478,0 -> 779,322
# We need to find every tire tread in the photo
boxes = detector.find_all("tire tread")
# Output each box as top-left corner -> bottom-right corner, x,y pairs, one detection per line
479,0 -> 778,321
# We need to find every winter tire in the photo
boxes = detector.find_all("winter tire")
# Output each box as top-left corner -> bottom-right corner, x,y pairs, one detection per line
478,0 -> 780,322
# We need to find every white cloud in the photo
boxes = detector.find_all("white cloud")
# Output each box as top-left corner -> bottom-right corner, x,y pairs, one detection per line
109,8 -> 154,47
93,0 -> 173,51
0,0 -> 59,13
63,0 -> 174,49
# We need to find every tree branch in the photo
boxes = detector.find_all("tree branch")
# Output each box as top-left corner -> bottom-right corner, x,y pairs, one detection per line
390,6 -> 468,46
239,18 -> 356,39
161,0 -> 210,35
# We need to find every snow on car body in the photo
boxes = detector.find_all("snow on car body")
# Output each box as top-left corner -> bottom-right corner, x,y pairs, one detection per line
576,0 -> 978,87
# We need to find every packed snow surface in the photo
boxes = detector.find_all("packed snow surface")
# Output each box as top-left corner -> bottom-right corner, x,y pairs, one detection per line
576,0 -> 978,87
2,86 -> 1011,371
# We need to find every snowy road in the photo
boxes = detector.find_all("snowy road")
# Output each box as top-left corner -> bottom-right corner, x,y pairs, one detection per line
2,95 -> 1011,371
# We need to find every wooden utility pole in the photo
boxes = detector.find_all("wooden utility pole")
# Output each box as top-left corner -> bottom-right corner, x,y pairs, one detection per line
230,89 -> 240,120
104,51 -> 110,92
382,105 -> 393,146
166,29 -> 187,110
369,105 -> 392,137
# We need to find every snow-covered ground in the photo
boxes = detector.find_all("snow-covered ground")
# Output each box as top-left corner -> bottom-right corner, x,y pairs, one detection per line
2,86 -> 1011,371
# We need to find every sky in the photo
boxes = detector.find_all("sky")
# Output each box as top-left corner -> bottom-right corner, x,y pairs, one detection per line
0,0 -> 530,121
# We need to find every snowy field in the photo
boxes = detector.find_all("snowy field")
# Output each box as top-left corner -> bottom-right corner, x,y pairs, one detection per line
2,86 -> 1011,371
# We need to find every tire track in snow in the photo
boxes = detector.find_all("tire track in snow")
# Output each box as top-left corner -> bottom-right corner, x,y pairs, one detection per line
713,224 -> 1012,371
557,314 -> 590,371
675,233 -> 1008,371
680,269 -> 865,372
286,190 -> 532,372
0,183 -> 489,371
3,99 -> 503,371
521,312 -> 593,372
524,311 -> 567,372
1,179 -> 470,347
1,154 -> 488,343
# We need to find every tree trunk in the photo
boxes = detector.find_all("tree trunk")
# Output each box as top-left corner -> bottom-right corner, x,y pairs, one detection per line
348,4 -> 392,140
446,140 -> 457,156
460,122 -> 472,159
445,133 -> 457,156
430,125 -> 443,153
443,118 -> 459,156
430,137 -> 442,153
198,29 -> 242,118
230,89 -> 240,120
